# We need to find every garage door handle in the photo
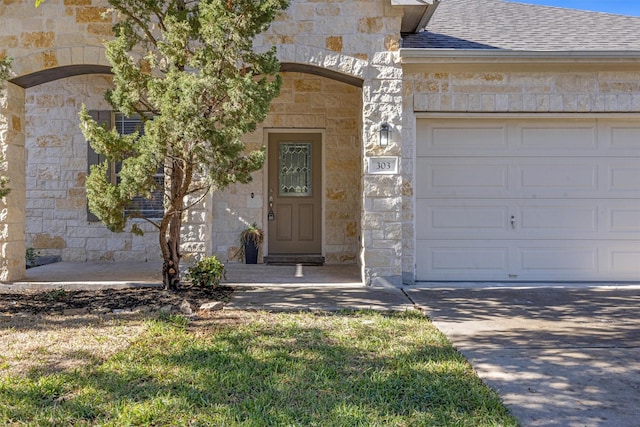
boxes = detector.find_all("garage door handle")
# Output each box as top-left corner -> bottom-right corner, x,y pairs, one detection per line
510,215 -> 516,229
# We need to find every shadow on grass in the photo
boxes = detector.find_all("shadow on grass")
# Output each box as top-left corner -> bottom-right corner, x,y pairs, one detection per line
0,311 -> 518,426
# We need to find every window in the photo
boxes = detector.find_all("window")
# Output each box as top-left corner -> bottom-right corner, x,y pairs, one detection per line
278,142 -> 312,197
87,111 -> 165,221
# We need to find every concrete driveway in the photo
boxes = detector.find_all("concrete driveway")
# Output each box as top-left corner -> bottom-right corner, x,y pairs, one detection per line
406,285 -> 640,427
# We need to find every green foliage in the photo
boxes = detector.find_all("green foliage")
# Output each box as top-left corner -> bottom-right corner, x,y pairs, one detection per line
186,256 -> 227,288
0,152 -> 9,199
80,0 -> 288,232
0,56 -> 10,86
155,312 -> 189,328
25,248 -> 40,268
44,288 -> 69,302
79,0 -> 288,286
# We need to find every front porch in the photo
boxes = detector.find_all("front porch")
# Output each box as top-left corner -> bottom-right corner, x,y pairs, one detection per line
4,261 -> 363,290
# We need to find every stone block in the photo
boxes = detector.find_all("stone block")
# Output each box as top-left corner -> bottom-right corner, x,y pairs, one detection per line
200,301 -> 224,312
363,248 -> 394,267
358,17 -> 383,34
75,7 -> 109,24
618,94 -> 632,111
64,0 -> 92,5
32,233 -> 66,249
20,31 -> 55,48
372,196 -> 401,212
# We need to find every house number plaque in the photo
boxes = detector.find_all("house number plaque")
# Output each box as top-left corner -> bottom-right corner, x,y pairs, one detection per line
367,156 -> 399,175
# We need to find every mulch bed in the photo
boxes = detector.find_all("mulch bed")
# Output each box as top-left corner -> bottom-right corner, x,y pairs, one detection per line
0,286 -> 234,315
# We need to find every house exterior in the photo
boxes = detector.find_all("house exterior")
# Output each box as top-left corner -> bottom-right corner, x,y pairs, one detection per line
1,0 -> 640,285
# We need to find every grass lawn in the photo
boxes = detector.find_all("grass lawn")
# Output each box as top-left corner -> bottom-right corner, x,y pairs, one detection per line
0,310 -> 518,426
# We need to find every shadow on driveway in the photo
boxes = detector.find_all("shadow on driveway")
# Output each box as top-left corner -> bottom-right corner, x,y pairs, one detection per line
406,286 -> 640,427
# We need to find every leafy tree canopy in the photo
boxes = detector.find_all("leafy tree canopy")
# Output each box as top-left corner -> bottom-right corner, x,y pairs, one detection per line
80,0 -> 289,289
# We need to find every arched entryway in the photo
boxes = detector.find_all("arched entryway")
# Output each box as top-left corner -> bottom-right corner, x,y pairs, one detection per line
210,66 -> 365,269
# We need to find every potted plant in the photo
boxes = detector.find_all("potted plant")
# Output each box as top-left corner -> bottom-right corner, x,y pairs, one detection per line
239,223 -> 263,264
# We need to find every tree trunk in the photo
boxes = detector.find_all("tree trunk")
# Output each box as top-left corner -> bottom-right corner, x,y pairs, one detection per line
161,157 -> 187,291
162,215 -> 181,291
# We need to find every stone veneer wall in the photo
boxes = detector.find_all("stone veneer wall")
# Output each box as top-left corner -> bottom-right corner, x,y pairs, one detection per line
410,71 -> 640,113
0,83 -> 26,281
401,68 -> 640,283
250,0 -> 406,285
210,72 -> 362,265
25,74 -> 160,262
3,0 -> 407,285
0,0 -> 112,76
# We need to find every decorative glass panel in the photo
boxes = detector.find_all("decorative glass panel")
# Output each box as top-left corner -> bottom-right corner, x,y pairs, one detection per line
279,142 -> 312,197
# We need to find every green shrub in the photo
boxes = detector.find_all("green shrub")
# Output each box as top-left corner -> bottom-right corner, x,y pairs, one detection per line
186,256 -> 227,288
25,247 -> 39,268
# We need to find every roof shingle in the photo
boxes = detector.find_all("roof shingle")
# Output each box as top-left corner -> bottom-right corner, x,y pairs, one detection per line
402,0 -> 640,50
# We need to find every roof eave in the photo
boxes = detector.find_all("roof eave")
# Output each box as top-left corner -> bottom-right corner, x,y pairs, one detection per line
400,49 -> 640,64
391,0 -> 439,33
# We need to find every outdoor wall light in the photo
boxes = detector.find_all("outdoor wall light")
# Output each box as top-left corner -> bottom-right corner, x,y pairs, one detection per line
379,122 -> 390,147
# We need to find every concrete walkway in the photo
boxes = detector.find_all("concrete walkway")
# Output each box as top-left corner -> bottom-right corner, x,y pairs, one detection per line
3,262 -> 640,426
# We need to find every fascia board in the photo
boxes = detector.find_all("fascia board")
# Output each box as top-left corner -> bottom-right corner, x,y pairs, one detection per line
400,49 -> 640,64
391,0 -> 433,5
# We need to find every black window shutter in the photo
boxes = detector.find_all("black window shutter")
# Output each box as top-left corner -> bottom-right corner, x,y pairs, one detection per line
86,110 -> 111,222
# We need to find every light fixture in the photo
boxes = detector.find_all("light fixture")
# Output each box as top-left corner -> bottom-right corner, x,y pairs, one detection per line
379,122 -> 390,147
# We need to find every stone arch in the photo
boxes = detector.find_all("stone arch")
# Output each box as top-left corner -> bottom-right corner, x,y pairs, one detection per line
10,60 -> 365,91
276,44 -> 369,81
9,46 -> 110,89
280,63 -> 363,88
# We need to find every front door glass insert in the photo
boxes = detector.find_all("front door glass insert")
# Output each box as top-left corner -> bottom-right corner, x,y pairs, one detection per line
279,143 -> 312,197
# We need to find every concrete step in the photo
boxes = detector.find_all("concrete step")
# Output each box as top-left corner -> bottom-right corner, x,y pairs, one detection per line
264,254 -> 325,266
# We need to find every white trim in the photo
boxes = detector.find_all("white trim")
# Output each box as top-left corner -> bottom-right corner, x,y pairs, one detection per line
391,0 -> 433,5
400,49 -> 640,64
262,128 -> 327,258
415,112 -> 640,120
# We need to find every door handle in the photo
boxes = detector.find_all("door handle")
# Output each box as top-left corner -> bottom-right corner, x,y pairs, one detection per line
510,215 -> 516,229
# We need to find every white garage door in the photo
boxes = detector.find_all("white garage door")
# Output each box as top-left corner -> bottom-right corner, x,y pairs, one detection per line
416,117 -> 640,281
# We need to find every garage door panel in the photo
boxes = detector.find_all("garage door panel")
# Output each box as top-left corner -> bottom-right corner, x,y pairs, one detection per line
516,125 -> 597,152
519,163 -> 598,192
417,199 -> 509,239
417,159 -> 509,198
518,246 -> 598,272
609,208 -> 640,233
518,200 -> 640,239
519,204 -> 598,235
416,241 -> 509,280
609,166 -> 640,192
417,121 -> 508,156
601,121 -> 640,153
608,247 -> 640,273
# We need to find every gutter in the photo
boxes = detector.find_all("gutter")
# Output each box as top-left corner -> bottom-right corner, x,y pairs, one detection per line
400,49 -> 640,64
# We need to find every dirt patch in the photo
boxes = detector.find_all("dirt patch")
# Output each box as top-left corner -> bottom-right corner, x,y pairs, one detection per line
0,286 -> 236,377
0,314 -> 150,377
0,285 -> 234,315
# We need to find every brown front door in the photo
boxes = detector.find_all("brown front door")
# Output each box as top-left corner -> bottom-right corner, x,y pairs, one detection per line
268,133 -> 322,254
